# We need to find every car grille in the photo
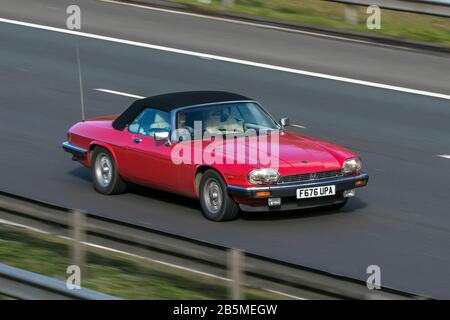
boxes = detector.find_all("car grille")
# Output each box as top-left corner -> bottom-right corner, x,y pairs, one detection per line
278,169 -> 343,184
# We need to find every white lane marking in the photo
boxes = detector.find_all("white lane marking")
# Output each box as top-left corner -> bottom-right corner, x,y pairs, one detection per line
264,289 -> 305,300
99,0 -> 380,46
437,154 -> 450,159
291,124 -> 307,129
0,218 -> 305,300
94,88 -> 144,99
1,17 -> 450,101
0,219 -> 50,234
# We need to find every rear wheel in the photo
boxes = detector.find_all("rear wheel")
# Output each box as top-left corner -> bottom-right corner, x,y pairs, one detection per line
199,170 -> 239,221
91,147 -> 127,195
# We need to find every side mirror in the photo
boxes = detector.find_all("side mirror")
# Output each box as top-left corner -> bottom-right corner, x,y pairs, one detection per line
280,117 -> 290,129
154,131 -> 171,145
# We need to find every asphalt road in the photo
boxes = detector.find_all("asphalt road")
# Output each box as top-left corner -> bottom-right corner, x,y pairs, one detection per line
1,0 -> 450,298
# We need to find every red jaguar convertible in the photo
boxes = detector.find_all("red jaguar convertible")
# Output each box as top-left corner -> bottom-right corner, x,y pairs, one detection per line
63,91 -> 368,221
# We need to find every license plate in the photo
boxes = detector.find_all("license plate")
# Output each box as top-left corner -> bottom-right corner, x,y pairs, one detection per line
296,185 -> 336,199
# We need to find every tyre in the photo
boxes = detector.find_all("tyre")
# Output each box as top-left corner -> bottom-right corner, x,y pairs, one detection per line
199,170 -> 239,221
91,147 -> 127,195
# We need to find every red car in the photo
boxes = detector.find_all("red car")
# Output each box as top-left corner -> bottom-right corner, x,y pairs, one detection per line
63,91 -> 368,221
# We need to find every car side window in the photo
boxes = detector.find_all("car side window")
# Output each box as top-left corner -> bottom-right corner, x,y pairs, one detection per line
128,108 -> 171,138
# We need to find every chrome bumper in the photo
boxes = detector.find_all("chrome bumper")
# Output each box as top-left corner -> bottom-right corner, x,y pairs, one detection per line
227,173 -> 369,199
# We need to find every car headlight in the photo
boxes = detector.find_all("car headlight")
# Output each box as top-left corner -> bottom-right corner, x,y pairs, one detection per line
342,158 -> 362,174
248,168 -> 280,185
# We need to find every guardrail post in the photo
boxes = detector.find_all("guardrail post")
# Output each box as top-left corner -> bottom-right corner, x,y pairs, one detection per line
221,0 -> 235,7
228,248 -> 243,300
344,5 -> 359,24
72,210 -> 86,283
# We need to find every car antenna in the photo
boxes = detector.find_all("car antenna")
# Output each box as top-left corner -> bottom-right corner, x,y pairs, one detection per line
76,45 -> 85,121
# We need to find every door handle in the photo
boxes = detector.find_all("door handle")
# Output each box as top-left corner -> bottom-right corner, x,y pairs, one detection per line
132,137 -> 142,144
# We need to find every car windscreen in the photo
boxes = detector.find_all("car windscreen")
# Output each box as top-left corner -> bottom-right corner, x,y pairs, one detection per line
176,102 -> 279,138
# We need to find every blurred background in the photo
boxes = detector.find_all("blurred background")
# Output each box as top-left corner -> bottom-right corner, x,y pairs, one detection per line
150,0 -> 450,47
0,0 -> 449,300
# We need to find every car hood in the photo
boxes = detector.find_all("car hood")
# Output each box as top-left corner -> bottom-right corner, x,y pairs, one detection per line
211,131 -> 356,174
275,132 -> 342,170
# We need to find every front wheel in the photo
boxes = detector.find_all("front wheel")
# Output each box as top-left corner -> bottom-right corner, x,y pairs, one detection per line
91,147 -> 127,195
199,170 -> 239,222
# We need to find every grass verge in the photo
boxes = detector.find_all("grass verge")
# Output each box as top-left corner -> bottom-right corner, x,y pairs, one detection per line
0,223 -> 285,299
164,0 -> 450,46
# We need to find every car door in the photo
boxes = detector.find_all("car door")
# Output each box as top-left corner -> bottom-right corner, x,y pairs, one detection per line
124,108 -> 177,190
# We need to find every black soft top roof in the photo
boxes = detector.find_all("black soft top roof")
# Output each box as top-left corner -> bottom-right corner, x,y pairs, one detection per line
112,91 -> 252,130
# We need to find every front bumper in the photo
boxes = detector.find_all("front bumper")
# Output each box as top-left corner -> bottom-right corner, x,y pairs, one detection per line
227,172 -> 368,212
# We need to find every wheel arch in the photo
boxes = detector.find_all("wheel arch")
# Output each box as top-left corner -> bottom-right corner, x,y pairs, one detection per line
194,165 -> 227,197
88,142 -> 120,171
